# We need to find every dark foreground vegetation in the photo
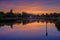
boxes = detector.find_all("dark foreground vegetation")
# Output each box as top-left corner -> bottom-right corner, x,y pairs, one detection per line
0,9 -> 60,21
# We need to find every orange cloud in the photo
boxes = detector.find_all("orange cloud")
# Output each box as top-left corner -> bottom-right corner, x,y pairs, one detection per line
0,2 -> 60,14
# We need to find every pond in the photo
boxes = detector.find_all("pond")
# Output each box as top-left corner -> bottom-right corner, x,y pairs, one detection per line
0,20 -> 60,40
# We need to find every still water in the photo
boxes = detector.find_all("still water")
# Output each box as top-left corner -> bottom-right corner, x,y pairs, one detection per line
0,20 -> 60,40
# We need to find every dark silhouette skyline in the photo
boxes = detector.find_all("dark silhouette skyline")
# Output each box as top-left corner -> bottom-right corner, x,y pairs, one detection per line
0,9 -> 60,37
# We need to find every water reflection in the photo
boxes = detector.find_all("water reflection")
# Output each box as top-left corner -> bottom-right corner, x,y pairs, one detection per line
45,18 -> 48,37
0,19 -> 60,31
0,19 -> 60,40
55,21 -> 60,31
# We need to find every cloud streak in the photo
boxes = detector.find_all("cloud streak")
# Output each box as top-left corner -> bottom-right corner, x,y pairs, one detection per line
0,0 -> 60,14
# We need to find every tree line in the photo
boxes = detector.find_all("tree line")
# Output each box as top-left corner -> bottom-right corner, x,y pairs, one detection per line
0,9 -> 60,20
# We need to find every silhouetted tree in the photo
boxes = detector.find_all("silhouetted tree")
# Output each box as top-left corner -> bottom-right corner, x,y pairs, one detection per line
0,11 -> 4,20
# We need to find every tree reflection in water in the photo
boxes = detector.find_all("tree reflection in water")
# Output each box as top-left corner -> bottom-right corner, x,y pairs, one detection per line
55,21 -> 60,31
0,19 -> 60,36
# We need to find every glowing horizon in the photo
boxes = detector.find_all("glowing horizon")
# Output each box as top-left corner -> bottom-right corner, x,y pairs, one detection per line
0,0 -> 60,14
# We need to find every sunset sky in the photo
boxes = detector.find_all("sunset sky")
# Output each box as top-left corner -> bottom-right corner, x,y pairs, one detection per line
0,0 -> 60,14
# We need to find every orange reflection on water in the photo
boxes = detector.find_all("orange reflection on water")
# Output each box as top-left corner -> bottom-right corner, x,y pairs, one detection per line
0,25 -> 14,35
0,21 -> 55,34
13,22 -> 48,31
